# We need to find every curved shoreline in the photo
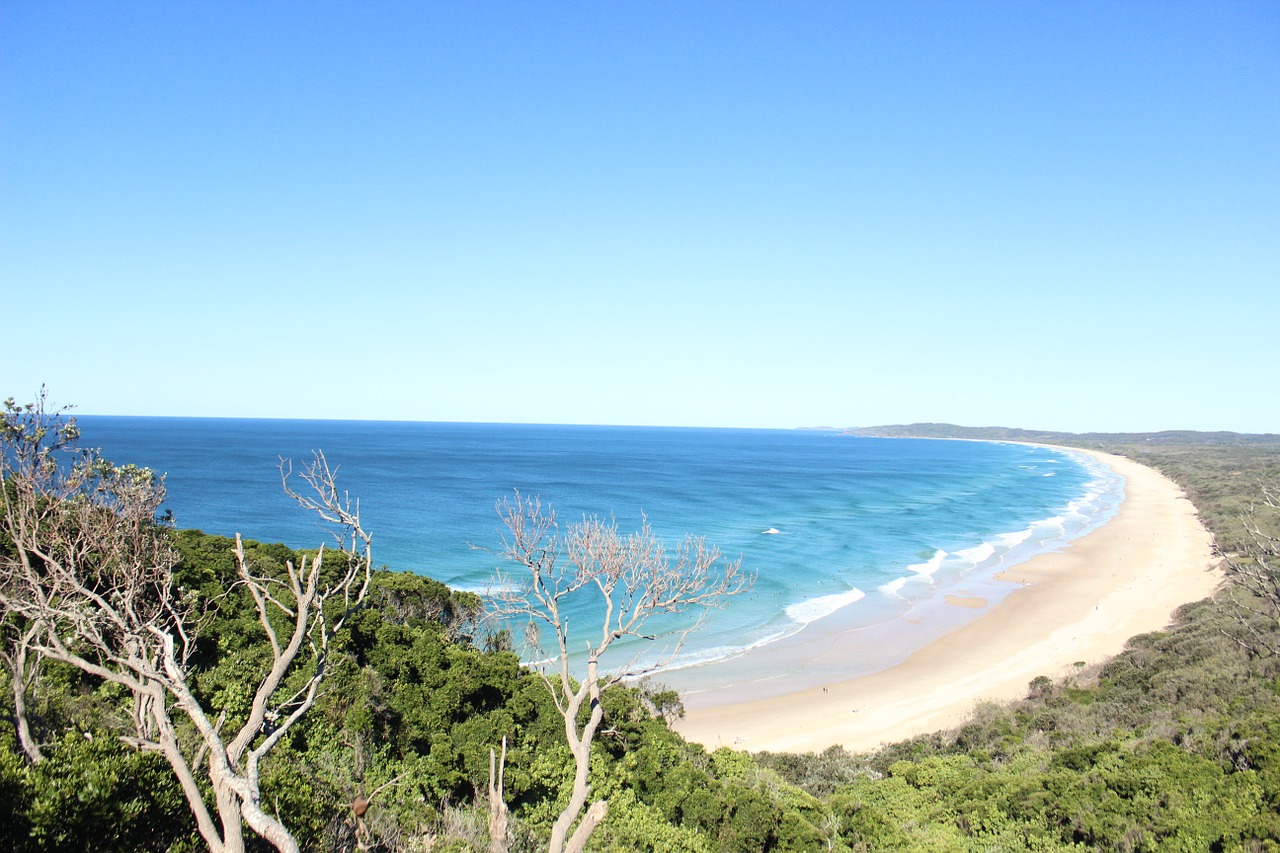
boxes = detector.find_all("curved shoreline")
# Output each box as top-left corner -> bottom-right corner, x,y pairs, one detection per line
674,448 -> 1224,754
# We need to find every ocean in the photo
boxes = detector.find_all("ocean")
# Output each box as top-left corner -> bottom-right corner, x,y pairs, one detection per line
75,417 -> 1122,702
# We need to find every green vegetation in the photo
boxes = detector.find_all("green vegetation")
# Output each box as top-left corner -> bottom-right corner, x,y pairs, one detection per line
846,423 -> 1280,448
4,413 -> 1280,850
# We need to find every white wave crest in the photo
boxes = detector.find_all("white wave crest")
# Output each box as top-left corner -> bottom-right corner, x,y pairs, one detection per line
995,527 -> 1035,549
785,588 -> 866,623
878,573 -> 937,596
879,576 -> 908,595
906,549 -> 947,579
652,626 -> 794,673
952,542 -> 996,566
455,579 -> 522,597
1033,514 -> 1067,534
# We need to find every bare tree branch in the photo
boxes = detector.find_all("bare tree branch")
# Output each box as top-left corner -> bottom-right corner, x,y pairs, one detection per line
0,621 -> 44,761
1,394 -> 373,853
487,491 -> 751,853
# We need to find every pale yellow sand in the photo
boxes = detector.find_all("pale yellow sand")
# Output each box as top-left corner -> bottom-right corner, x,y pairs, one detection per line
944,595 -> 988,609
675,449 -> 1223,754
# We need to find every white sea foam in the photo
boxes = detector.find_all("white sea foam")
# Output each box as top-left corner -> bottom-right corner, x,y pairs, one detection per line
952,541 -> 996,566
453,580 -> 514,596
878,571 -> 941,595
1033,514 -> 1067,535
1065,489 -> 1105,520
879,549 -> 948,595
996,527 -> 1035,549
879,576 -> 909,595
652,626 -> 795,673
906,548 -> 947,579
785,588 -> 866,623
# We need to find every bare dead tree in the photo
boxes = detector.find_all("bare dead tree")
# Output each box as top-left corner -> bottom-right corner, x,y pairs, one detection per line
1,391 -> 87,762
488,492 -> 751,853
1218,481 -> 1280,656
0,393 -> 373,853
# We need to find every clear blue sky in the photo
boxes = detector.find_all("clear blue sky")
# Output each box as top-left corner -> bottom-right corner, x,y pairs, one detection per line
3,1 -> 1276,432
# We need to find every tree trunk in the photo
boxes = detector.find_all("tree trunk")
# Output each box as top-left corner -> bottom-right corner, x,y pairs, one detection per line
155,717 -> 229,853
213,767 -> 247,853
488,737 -> 511,853
565,800 -> 607,853
239,798 -> 302,853
548,680 -> 604,853
547,734 -> 589,851
10,649 -> 43,763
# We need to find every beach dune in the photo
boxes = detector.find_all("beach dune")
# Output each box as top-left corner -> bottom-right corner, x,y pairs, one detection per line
675,449 -> 1223,754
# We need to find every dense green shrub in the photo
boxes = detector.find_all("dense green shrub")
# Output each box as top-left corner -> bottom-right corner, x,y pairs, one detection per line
22,733 -> 194,852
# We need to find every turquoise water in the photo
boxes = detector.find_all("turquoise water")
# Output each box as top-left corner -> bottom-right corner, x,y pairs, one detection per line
76,418 -> 1122,698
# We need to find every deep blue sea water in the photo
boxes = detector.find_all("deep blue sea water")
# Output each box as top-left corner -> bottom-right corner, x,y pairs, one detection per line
75,417 -> 1122,701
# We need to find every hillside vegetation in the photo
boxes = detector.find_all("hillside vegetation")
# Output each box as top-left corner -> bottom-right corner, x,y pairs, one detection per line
846,423 -> 1280,447
3,421 -> 1280,851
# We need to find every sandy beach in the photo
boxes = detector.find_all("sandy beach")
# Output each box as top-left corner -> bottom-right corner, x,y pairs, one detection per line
674,448 -> 1224,754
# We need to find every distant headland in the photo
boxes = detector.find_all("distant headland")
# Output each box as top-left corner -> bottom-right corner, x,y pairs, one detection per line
829,423 -> 1280,447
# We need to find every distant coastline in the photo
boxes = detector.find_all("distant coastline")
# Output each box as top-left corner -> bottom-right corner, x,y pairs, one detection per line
840,422 -> 1280,446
